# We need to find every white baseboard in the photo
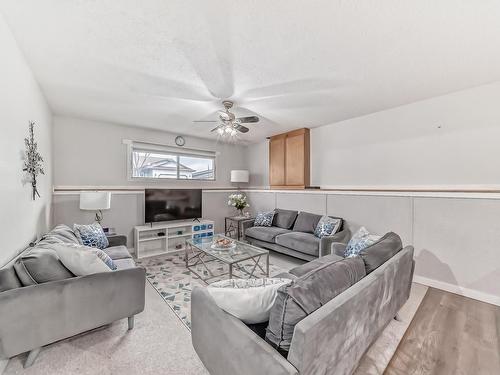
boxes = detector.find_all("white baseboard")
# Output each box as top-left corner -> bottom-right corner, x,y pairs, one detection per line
0,358 -> 8,374
413,275 -> 500,307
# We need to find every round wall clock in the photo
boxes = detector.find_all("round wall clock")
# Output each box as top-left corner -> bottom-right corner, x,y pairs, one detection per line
175,136 -> 185,147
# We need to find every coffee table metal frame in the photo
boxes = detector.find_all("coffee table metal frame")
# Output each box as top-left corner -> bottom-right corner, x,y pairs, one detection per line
185,235 -> 269,283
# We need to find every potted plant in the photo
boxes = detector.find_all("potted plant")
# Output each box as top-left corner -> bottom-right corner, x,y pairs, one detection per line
227,193 -> 250,217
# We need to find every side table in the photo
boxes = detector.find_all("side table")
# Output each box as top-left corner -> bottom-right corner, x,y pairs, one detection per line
224,216 -> 255,241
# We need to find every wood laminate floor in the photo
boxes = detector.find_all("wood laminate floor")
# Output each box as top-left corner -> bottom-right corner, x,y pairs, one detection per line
385,288 -> 500,375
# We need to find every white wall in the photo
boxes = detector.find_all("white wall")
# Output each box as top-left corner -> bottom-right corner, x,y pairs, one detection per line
0,13 -> 52,267
245,140 -> 269,188
246,82 -> 500,189
311,81 -> 500,189
53,116 -> 247,188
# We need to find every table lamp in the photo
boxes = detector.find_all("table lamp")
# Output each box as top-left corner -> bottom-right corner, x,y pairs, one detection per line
80,191 -> 111,224
230,170 -> 249,189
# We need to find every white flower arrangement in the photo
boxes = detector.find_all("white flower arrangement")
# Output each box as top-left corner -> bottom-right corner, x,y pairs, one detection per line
227,193 -> 250,212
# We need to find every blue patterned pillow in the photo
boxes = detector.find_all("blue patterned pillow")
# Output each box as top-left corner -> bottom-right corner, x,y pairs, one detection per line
92,249 -> 117,270
344,227 -> 381,257
314,216 -> 342,238
254,211 -> 275,227
73,223 -> 109,250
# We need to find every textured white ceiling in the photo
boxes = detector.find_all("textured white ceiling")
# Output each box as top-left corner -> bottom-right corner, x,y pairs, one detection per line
2,0 -> 500,142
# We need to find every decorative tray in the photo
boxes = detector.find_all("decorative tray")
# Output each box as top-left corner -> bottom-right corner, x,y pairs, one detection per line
210,238 -> 236,251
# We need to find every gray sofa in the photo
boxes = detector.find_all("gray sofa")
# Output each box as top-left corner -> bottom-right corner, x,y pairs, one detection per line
243,209 -> 350,261
0,224 -> 146,368
192,232 -> 415,375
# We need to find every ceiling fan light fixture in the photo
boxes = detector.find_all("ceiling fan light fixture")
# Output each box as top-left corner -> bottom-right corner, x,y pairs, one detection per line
197,100 -> 259,138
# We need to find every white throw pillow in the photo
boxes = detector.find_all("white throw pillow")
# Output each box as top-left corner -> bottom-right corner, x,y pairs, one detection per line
207,278 -> 292,324
51,243 -> 112,276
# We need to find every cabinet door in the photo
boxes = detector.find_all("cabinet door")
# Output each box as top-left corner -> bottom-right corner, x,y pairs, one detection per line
269,136 -> 286,186
285,132 -> 305,186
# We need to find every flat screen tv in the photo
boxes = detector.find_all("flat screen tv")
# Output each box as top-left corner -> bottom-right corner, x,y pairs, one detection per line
145,189 -> 202,223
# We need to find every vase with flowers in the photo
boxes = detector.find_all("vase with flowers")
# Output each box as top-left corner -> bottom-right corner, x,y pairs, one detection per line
227,193 -> 250,217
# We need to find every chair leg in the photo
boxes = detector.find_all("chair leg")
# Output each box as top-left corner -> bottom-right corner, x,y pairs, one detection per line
128,316 -> 135,330
24,347 -> 41,368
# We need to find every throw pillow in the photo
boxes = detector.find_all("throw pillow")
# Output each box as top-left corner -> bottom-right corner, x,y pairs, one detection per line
0,266 -> 22,292
13,249 -> 75,286
73,223 -> 109,249
92,248 -> 117,270
313,216 -> 342,238
272,209 -> 298,229
51,243 -> 113,276
56,242 -> 117,270
344,227 -> 382,258
207,278 -> 292,324
254,211 -> 275,227
358,232 -> 403,273
39,224 -> 80,245
292,212 -> 322,234
266,256 -> 366,352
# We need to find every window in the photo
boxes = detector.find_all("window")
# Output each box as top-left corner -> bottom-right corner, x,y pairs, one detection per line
127,141 -> 216,181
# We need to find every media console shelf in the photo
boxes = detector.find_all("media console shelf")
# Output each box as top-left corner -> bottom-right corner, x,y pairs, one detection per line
134,219 -> 214,259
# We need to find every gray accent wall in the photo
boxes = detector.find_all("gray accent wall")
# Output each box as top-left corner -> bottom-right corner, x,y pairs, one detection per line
51,188 -> 500,306
53,193 -> 144,250
52,191 -> 236,251
276,193 -> 328,215
413,197 -> 500,299
326,195 -> 413,245
241,190 -> 500,306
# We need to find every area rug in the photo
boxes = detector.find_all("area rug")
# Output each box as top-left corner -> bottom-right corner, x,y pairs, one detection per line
136,252 -> 286,330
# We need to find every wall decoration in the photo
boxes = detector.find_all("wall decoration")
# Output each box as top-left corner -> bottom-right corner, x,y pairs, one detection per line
22,121 -> 45,200
175,135 -> 186,147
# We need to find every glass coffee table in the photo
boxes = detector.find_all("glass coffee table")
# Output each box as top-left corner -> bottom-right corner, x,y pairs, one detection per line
185,235 -> 270,283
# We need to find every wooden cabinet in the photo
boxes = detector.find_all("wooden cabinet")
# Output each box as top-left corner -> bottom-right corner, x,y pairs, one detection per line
269,128 -> 310,189
269,135 -> 286,186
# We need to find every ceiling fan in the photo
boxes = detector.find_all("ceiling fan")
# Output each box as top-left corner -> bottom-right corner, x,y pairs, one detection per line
194,100 -> 259,136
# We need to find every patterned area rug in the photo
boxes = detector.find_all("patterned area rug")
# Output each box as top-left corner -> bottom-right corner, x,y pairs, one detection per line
136,252 -> 286,330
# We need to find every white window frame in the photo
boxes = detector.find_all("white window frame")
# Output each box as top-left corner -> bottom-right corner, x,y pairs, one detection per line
124,140 -> 217,181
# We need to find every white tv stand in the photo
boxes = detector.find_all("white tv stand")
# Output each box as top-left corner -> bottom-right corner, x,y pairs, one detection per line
134,219 -> 214,259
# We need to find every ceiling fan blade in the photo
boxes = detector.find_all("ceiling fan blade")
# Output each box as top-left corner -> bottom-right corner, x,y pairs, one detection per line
193,120 -> 218,122
237,116 -> 259,123
210,125 -> 222,132
235,124 -> 249,133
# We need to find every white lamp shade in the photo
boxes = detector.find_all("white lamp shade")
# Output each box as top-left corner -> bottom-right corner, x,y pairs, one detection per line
230,170 -> 249,183
79,191 -> 111,210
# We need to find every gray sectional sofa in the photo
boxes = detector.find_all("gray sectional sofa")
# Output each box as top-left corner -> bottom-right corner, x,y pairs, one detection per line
0,225 -> 146,368
244,209 -> 350,261
192,231 -> 415,375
